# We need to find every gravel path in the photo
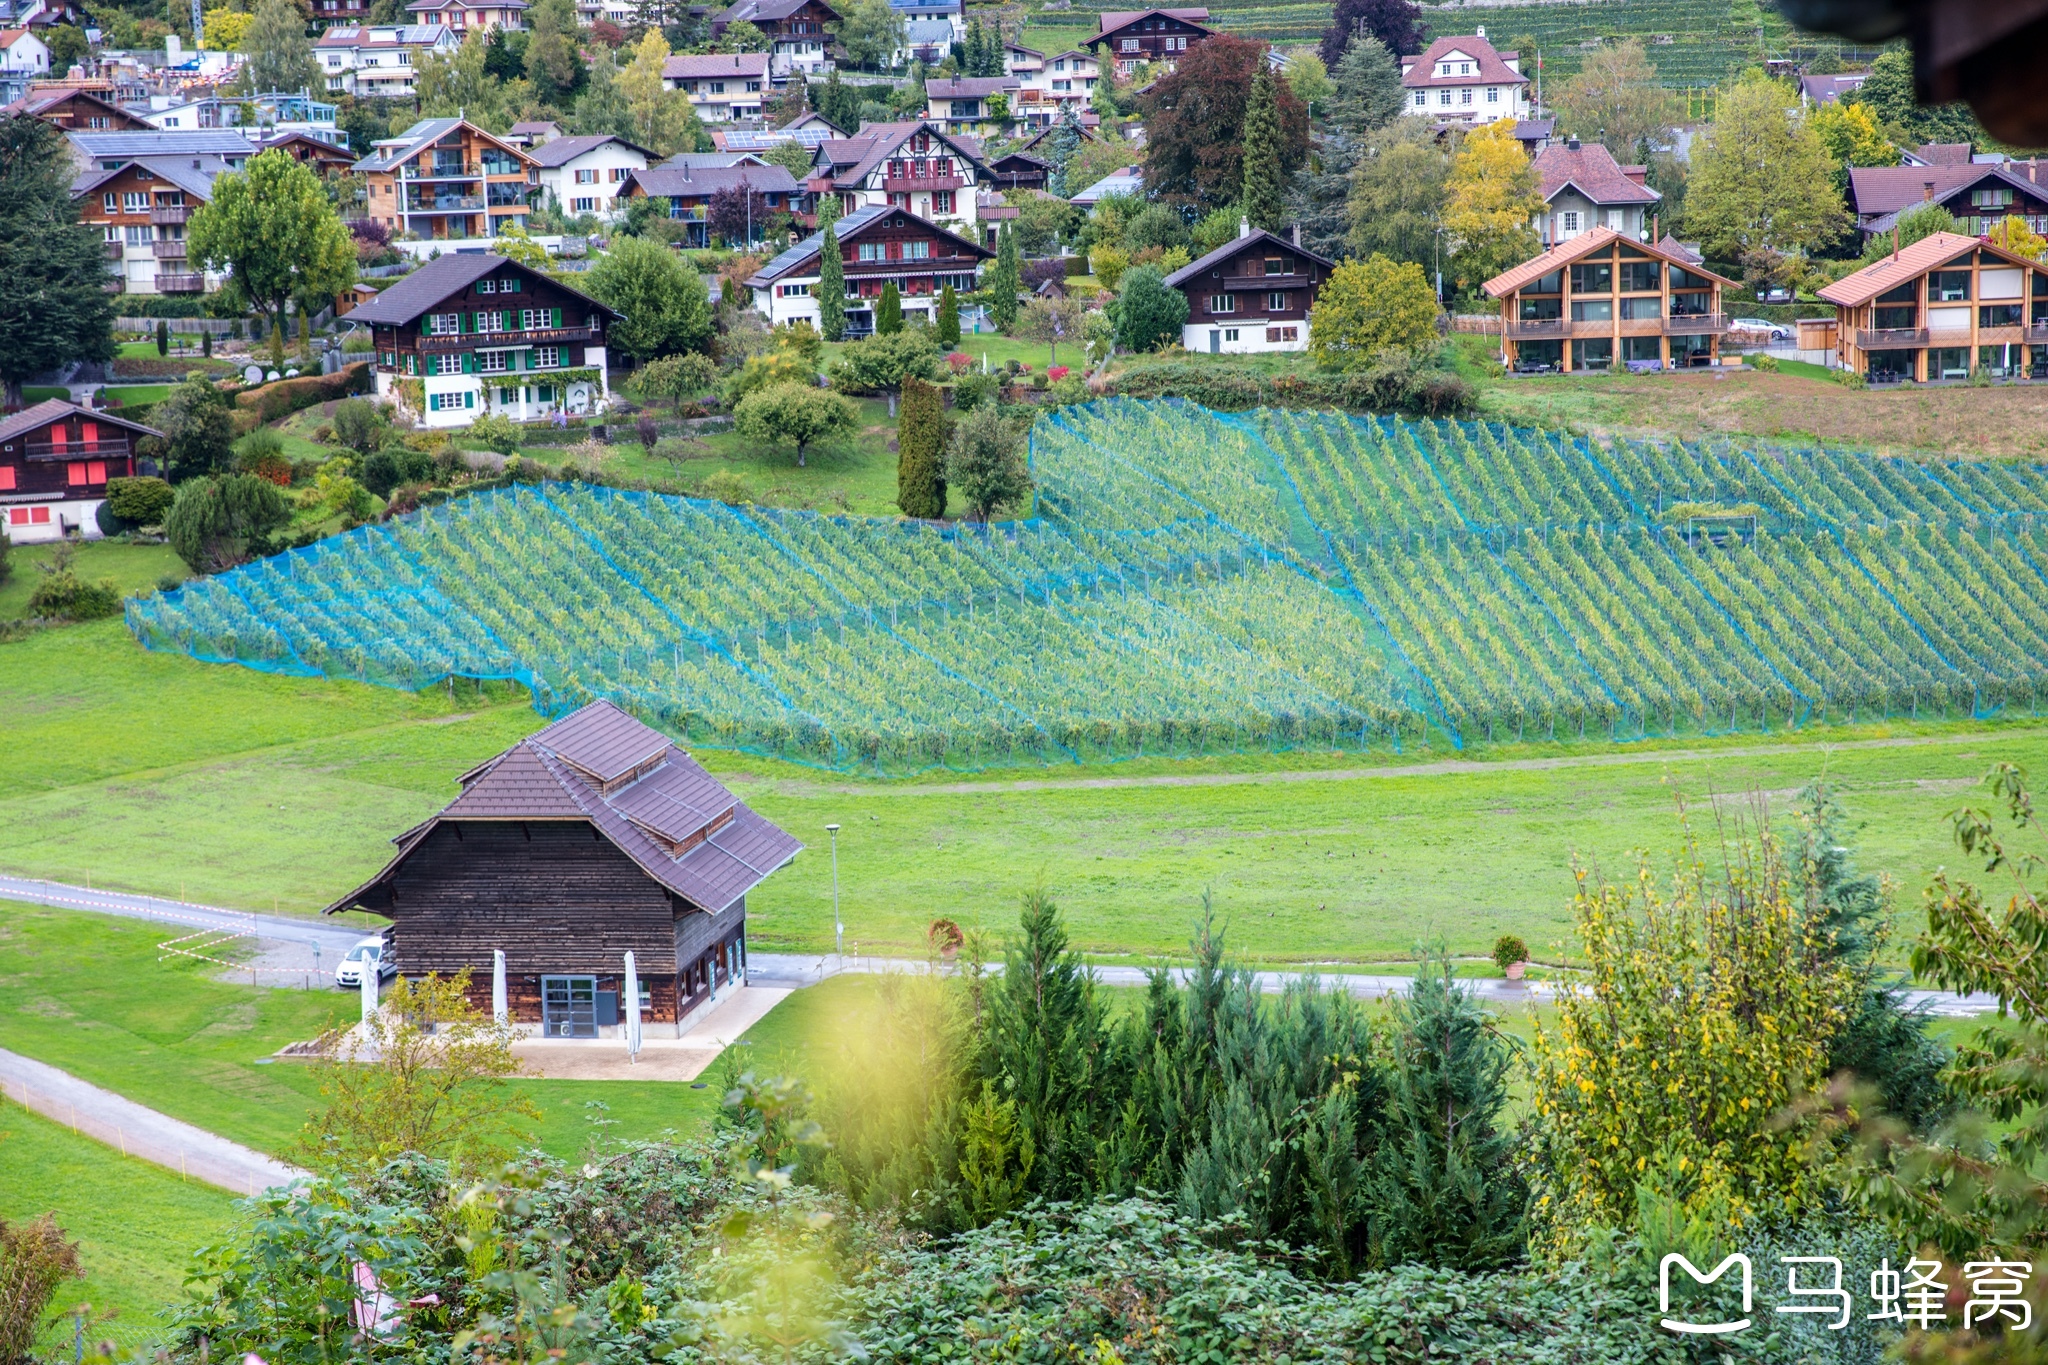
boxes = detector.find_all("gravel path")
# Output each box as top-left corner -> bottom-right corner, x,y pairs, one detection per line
0,1047 -> 304,1195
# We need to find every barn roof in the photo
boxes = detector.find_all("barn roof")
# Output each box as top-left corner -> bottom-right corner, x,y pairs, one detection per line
325,700 -> 802,915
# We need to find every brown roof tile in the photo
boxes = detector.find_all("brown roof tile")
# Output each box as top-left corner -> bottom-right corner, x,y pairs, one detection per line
1533,140 -> 1661,207
1482,227 -> 1733,298
1817,230 -> 2037,307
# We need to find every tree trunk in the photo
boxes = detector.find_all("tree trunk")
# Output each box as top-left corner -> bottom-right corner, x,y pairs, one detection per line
2,378 -> 21,412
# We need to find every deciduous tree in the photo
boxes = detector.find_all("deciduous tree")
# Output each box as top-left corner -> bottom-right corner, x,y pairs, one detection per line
188,149 -> 355,368
1307,253 -> 1437,369
165,472 -> 292,572
1685,72 -> 1848,262
567,51 -> 636,140
1551,40 -> 1678,161
620,30 -> 706,156
0,113 -> 115,410
523,0 -> 582,106
415,31 -> 523,131
1345,116 -> 1449,267
832,0 -> 904,71
239,0 -> 318,96
735,381 -> 859,466
1141,36 -> 1308,213
1108,264 -> 1187,352
945,403 -> 1030,522
1015,292 -> 1080,366
895,373 -> 944,518
152,374 -> 239,481
1986,214 -> 2048,261
1808,97 -> 1897,195
587,233 -> 713,360
1284,51 -> 1333,114
1442,118 -> 1541,293
1849,47 -> 1983,153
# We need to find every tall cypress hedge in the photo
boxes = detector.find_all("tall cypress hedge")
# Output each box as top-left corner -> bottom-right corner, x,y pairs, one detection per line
896,374 -> 945,519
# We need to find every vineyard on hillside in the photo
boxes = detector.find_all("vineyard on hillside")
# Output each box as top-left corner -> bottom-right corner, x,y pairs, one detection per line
129,399 -> 2048,772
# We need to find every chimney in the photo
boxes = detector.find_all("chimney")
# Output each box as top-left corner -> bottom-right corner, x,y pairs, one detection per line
1291,223 -> 1301,247
1566,135 -> 1580,151
1237,213 -> 1250,240
1923,180 -> 1934,202
1475,24 -> 1485,38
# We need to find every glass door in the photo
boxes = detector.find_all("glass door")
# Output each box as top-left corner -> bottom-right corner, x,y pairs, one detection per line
541,975 -> 597,1037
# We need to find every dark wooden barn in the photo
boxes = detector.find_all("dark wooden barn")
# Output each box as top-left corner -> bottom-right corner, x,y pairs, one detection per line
325,701 -> 802,1037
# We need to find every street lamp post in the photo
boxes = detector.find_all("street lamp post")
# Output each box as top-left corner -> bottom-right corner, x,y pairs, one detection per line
825,823 -> 842,958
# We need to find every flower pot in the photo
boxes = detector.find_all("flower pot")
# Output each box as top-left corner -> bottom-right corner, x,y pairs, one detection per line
1505,961 -> 1527,981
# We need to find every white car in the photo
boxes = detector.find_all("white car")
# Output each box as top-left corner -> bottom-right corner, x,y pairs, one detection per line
336,935 -> 394,989
1732,317 -> 1794,341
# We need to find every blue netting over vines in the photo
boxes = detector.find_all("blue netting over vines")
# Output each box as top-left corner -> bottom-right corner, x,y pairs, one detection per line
127,398 -> 2048,772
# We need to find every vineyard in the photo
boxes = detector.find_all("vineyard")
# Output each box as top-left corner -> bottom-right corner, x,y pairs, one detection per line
128,398 -> 2048,772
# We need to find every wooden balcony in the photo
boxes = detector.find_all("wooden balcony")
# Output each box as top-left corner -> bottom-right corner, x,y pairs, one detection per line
407,194 -> 485,212
418,325 -> 599,351
1855,326 -> 1929,348
151,240 -> 189,260
23,439 -> 130,458
403,161 -> 484,180
1927,329 -> 1977,348
149,204 -> 190,226
882,174 -> 965,192
155,272 -> 204,292
1506,317 -> 1568,339
1664,314 -> 1731,336
103,240 -> 125,260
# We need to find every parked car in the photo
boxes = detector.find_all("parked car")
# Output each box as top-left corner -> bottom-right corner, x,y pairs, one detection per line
1755,286 -> 1793,304
1732,318 -> 1795,341
336,934 -> 394,989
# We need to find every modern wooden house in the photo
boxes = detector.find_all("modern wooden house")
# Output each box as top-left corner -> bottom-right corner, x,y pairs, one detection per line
0,399 -> 157,544
346,251 -> 619,427
325,701 -> 801,1038
746,200 -> 991,333
1817,230 -> 2048,383
1085,7 -> 1212,74
1162,222 -> 1331,354
1481,227 -> 1734,373
351,115 -> 538,240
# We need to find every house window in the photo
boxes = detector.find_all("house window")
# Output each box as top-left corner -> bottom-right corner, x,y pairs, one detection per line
1121,38 -> 1137,51
501,277 -> 520,292
534,345 -> 560,367
102,191 -> 117,212
478,279 -> 496,293
779,282 -> 810,296
124,224 -> 152,245
1973,187 -> 2015,209
475,310 -> 504,331
1486,86 -> 1499,102
1209,293 -> 1237,313
8,506 -> 52,525
0,466 -> 11,490
425,313 -> 460,335
1413,91 -> 1425,106
1264,257 -> 1285,275
1438,91 -> 1452,106
1266,291 -> 1289,311
122,191 -> 149,212
610,166 -> 628,181
1460,88 -> 1472,105
1561,211 -> 1580,232
434,353 -> 464,375
1223,328 -> 1239,342
572,197 -> 596,212
574,168 -> 597,184
1266,326 -> 1297,343
521,308 -> 552,329
477,350 -> 509,373
66,461 -> 108,485
859,241 -> 885,261
932,191 -> 953,213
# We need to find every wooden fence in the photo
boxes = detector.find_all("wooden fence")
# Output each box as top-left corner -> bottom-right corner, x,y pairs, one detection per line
115,317 -> 236,335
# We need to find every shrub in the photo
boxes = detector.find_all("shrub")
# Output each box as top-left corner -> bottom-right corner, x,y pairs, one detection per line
1108,266 -> 1188,354
735,382 -> 860,466
1491,935 -> 1528,971
233,427 -> 292,485
331,397 -> 384,455
0,1214 -> 82,1363
1104,355 -> 1475,418
829,331 -> 942,394
1750,352 -> 1780,372
953,371 -> 1000,412
944,403 -> 1030,522
25,569 -> 122,620
165,473 -> 292,573
703,469 -> 750,504
105,475 -> 175,526
634,351 -> 721,406
465,412 -> 521,455
232,362 -> 373,423
724,348 -> 813,406
361,446 -> 435,498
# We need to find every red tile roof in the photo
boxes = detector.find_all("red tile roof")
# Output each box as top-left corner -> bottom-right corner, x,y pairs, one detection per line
1817,230 -> 2039,307
1848,164 -> 2041,223
1533,140 -> 1660,207
1916,142 -> 1973,166
1400,34 -> 1524,88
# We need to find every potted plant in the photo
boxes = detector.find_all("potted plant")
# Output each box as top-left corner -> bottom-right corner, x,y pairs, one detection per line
1492,934 -> 1530,982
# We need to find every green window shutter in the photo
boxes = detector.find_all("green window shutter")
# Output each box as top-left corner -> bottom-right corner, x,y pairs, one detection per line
553,307 -> 562,328
463,352 -> 475,374
465,390 -> 474,409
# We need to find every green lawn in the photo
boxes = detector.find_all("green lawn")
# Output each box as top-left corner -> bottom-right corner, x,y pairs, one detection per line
22,386 -> 70,404
3,619 -> 2041,963
99,384 -> 173,407
591,396 -> 907,516
0,1104 -> 240,1344
1,541 -> 188,620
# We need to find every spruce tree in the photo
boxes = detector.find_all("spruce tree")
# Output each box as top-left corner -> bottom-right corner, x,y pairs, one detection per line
1240,64 -> 1286,233
1046,104 -> 1084,198
0,113 -> 116,409
1367,955 -> 1527,1270
895,373 -> 944,519
816,221 -> 846,341
989,225 -> 1020,332
936,281 -> 960,347
155,318 -> 170,356
876,280 -> 903,334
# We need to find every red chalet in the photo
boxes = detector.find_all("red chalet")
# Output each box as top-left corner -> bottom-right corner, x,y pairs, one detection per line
0,399 -> 157,544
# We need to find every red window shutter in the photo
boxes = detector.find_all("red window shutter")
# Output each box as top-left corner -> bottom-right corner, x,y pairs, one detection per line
48,425 -> 66,450
0,465 -> 14,490
81,421 -> 98,446
67,462 -> 87,486
31,506 -> 50,523
88,461 -> 107,484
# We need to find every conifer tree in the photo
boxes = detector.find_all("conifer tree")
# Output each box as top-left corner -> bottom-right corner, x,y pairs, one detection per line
1045,103 -> 1084,198
1240,63 -> 1285,232
895,373 -> 945,518
989,224 -> 1020,331
0,115 -> 118,410
876,280 -> 903,334
816,221 -> 846,341
935,281 -> 960,346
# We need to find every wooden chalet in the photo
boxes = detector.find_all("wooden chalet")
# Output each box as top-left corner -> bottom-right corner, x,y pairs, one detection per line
1162,223 -> 1331,354
1481,228 -> 1734,374
809,120 -> 991,235
1,86 -> 148,130
346,251 -> 620,427
1085,7 -> 1212,74
746,200 -> 992,334
1818,230 -> 2048,383
615,161 -> 805,249
0,399 -> 158,544
326,701 -> 802,1038
709,0 -> 839,77
986,151 -> 1048,192
252,130 -> 358,176
352,116 -> 539,241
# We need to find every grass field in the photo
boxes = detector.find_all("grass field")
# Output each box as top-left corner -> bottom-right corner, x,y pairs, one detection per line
2,619 -> 2038,963
0,541 -> 188,620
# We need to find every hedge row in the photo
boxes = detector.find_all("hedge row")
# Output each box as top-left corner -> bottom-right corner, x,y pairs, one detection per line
1104,361 -> 1477,418
232,362 -> 374,423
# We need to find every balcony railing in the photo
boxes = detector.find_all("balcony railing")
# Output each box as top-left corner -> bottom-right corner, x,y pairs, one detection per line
149,205 -> 189,226
1665,314 -> 1730,335
23,440 -> 130,458
882,174 -> 965,192
406,195 -> 485,212
1506,317 -> 1567,338
155,272 -> 204,292
418,325 -> 599,351
103,240 -> 125,260
1855,326 -> 1929,348
152,240 -> 189,260
404,161 -> 483,180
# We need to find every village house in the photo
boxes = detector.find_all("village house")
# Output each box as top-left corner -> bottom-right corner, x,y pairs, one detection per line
1,86 -> 148,129
1070,163 -> 1141,207
530,133 -> 653,219
1847,162 -> 2048,242
1532,137 -> 1660,245
504,119 -> 562,148
73,153 -> 229,295
746,201 -> 991,334
314,25 -> 463,101
1014,48 -> 1099,124
1399,30 -> 1528,123
353,116 -> 539,240
0,400 -> 158,545
925,75 -> 1018,137
1163,222 -> 1331,354
661,51 -> 770,121
1818,230 -> 2047,383
325,701 -> 801,1038
616,161 -> 803,247
0,29 -> 50,102
1482,227 -> 1734,374
67,127 -> 252,173
347,251 -> 619,427
889,0 -> 961,41
809,121 -> 989,234
404,0 -> 529,30
896,19 -> 953,65
251,129 -> 359,176
711,0 -> 839,77
1085,8 -> 1211,75
309,0 -> 373,25
986,150 -> 1048,192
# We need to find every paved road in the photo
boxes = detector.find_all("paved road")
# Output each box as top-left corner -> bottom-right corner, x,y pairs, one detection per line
0,1047 -> 304,1195
2,875 -> 2003,1017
